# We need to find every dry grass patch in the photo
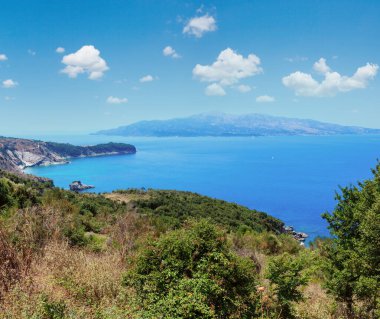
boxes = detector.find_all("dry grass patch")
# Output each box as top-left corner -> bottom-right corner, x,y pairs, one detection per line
296,282 -> 344,319
103,192 -> 150,205
37,241 -> 125,304
0,239 -> 134,318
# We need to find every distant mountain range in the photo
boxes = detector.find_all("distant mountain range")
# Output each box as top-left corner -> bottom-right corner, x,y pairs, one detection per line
95,112 -> 380,137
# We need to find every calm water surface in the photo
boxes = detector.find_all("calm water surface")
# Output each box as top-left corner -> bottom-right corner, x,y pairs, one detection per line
25,135 -> 380,241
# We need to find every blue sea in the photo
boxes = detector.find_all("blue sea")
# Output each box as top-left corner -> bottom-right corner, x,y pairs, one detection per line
24,134 -> 380,241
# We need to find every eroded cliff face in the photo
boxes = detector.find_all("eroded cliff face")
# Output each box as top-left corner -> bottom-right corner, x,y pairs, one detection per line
0,137 -> 136,173
0,138 -> 66,172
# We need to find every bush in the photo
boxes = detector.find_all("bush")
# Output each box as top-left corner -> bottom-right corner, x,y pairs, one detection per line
0,178 -> 14,209
265,253 -> 308,318
322,163 -> 380,318
124,219 -> 260,318
39,295 -> 67,319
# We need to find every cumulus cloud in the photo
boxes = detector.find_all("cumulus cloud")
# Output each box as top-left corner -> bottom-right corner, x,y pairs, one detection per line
313,58 -> 330,74
282,58 -> 378,97
193,48 -> 262,86
163,46 -> 180,58
205,83 -> 226,96
61,45 -> 109,80
139,75 -> 155,83
106,96 -> 128,104
183,14 -> 217,38
256,95 -> 275,103
193,48 -> 262,96
0,54 -> 8,61
56,47 -> 65,53
2,79 -> 18,88
236,84 -> 252,93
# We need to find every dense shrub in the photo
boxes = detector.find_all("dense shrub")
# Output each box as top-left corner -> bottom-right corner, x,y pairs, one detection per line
0,178 -> 14,209
322,163 -> 380,318
266,253 -> 309,318
124,219 -> 260,318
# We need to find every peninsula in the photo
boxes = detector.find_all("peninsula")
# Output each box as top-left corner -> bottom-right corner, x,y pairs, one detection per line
0,137 -> 136,173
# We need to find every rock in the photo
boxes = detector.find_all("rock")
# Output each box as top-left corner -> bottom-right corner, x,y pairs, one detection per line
282,225 -> 309,244
69,181 -> 95,192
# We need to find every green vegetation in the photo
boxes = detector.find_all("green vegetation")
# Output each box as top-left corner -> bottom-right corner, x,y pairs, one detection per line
322,162 -> 380,318
266,253 -> 309,318
117,189 -> 284,233
45,142 -> 136,157
125,220 -> 259,318
0,164 -> 379,318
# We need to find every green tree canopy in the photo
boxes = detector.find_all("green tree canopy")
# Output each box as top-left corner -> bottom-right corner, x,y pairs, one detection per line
322,163 -> 380,318
0,177 -> 14,209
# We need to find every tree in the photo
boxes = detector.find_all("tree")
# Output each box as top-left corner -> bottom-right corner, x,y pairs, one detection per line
265,252 -> 308,318
124,219 -> 259,318
322,163 -> 380,318
0,178 -> 14,209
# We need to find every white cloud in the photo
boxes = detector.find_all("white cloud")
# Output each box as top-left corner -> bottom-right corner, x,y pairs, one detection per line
56,47 -> 65,53
313,58 -> 330,74
183,14 -> 217,38
28,49 -> 36,56
205,83 -> 226,96
256,95 -> 275,103
193,48 -> 262,96
163,46 -> 180,58
139,74 -> 154,83
0,54 -> 8,61
61,45 -> 109,80
236,84 -> 252,93
193,48 -> 262,86
106,96 -> 128,104
283,58 -> 378,97
2,79 -> 18,88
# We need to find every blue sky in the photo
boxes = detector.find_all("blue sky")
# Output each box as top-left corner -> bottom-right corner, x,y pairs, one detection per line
0,0 -> 379,134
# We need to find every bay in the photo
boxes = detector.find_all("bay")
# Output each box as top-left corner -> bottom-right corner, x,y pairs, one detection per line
24,134 -> 380,241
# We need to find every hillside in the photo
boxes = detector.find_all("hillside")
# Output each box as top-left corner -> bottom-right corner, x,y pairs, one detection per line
106,189 -> 284,233
0,166 -> 379,318
0,137 -> 136,173
95,112 -> 380,137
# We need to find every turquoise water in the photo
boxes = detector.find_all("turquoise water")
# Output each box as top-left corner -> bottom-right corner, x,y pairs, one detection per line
25,135 -> 380,241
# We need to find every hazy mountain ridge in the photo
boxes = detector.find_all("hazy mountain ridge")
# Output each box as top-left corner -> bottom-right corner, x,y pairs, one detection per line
96,112 -> 380,137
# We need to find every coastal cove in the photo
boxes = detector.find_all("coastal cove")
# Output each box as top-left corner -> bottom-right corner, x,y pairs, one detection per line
24,134 -> 380,242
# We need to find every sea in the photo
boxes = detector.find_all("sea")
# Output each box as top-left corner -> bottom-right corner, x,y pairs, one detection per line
24,134 -> 380,242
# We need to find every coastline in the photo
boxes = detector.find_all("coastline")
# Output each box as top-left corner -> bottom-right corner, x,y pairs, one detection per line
20,150 -> 136,171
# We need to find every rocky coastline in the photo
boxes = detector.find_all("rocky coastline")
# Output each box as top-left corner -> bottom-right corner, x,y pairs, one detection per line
283,225 -> 309,245
0,137 -> 136,173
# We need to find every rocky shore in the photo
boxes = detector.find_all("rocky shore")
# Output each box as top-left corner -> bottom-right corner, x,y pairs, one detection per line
0,137 -> 136,173
283,225 -> 309,245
